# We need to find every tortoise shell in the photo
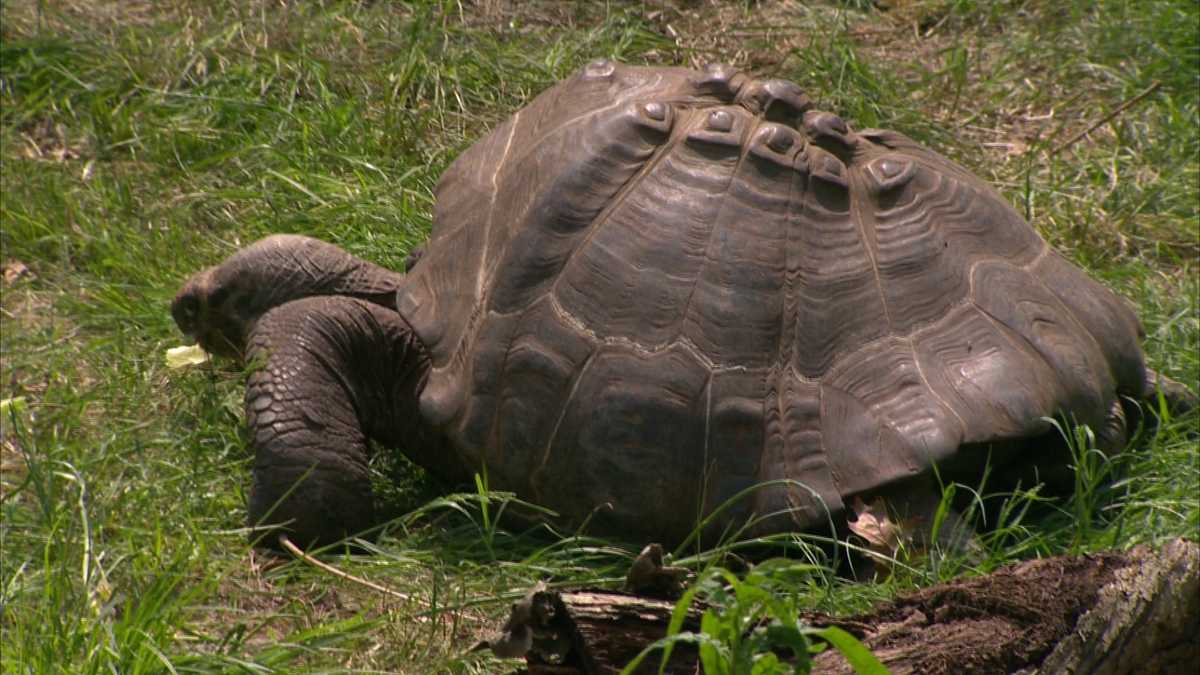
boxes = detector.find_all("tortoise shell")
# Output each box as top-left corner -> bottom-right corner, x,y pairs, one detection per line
396,61 -> 1145,543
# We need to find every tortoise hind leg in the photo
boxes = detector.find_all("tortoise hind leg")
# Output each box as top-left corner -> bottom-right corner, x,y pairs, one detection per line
1096,397 -> 1131,453
243,296 -> 429,549
1142,369 -> 1199,416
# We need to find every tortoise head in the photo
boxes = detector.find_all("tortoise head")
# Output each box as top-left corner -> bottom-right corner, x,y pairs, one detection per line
172,264 -> 261,358
172,234 -> 404,359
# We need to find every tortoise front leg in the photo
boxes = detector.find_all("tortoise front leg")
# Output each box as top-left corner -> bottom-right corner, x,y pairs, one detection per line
243,296 -> 430,548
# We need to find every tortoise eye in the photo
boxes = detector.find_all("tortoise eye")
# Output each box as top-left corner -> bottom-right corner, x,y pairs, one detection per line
171,292 -> 201,332
208,285 -> 230,309
181,295 -> 199,317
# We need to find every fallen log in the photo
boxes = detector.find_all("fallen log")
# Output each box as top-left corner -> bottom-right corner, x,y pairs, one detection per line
513,538 -> 1197,675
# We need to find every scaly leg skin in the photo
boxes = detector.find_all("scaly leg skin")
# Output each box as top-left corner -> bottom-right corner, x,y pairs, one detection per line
243,296 -> 429,549
1143,368 -> 1200,416
1095,397 -> 1130,454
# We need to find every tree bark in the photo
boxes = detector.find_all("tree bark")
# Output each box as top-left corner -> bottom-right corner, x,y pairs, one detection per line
1033,538 -> 1199,675
516,538 -> 1198,675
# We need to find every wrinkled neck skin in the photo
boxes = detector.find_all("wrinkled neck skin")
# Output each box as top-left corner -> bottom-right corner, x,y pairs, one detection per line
228,235 -> 403,311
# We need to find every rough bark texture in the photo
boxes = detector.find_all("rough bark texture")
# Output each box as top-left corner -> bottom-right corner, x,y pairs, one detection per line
523,591 -> 702,674
1033,538 -> 1199,675
516,539 -> 1198,675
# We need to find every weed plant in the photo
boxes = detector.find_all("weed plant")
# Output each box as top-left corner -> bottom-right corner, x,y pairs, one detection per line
1,1 -> 1197,672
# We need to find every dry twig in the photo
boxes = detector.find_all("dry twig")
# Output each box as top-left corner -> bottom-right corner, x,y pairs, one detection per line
278,535 -> 416,603
1050,80 -> 1162,157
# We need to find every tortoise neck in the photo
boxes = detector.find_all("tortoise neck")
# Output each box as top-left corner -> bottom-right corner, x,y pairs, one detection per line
248,235 -> 404,312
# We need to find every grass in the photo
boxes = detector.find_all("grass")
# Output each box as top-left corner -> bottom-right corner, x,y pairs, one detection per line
1,0 -> 1196,672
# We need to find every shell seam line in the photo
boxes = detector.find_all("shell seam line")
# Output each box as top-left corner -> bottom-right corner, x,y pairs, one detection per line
674,112 -> 762,342
701,372 -> 714,520
970,300 -> 1066,401
547,107 -> 697,299
847,166 -> 894,331
908,336 -> 969,439
1022,247 -> 1118,391
546,294 -> 720,369
774,133 -> 805,508
530,349 -> 599,504
476,110 -> 521,298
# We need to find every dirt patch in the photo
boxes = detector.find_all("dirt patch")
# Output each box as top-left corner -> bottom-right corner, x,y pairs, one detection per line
185,550 -> 364,656
820,552 -> 1129,674
14,116 -> 88,163
184,547 -> 502,670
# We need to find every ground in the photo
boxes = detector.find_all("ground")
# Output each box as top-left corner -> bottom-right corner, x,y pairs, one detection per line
1,1 -> 1197,672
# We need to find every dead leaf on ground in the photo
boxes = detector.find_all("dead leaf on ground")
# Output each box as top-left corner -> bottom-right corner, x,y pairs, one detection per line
19,118 -> 84,162
983,139 -> 1030,158
848,495 -> 922,570
3,260 -> 33,285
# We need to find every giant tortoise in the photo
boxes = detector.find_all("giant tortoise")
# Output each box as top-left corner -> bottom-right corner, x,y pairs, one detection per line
172,60 -> 1195,548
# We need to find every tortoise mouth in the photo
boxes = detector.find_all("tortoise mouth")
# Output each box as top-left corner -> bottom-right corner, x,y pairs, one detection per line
171,298 -> 200,338
172,304 -> 241,358
195,326 -> 242,359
